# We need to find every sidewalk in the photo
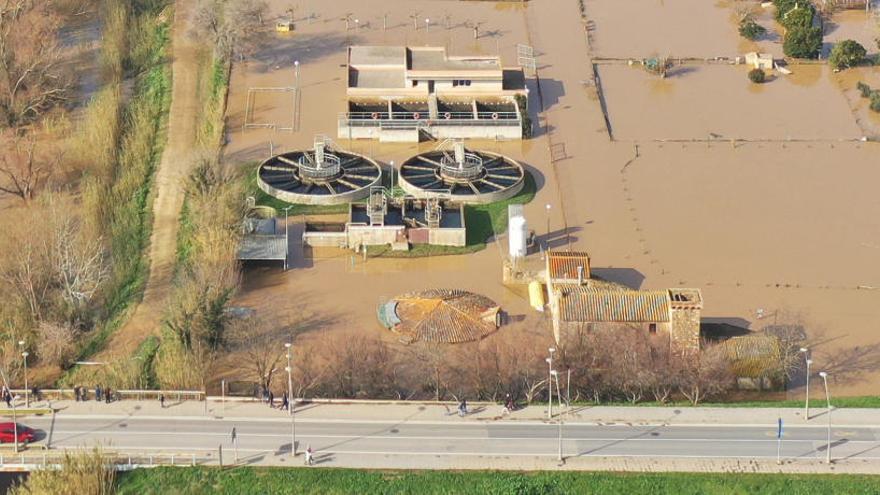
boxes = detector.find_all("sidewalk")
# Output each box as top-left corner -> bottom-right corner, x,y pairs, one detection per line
30,399 -> 880,427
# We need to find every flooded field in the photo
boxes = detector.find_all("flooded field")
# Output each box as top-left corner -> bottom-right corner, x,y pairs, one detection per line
585,0 -> 741,58
599,64 -> 865,141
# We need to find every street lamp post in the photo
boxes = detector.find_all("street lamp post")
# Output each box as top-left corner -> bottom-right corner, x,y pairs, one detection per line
819,371 -> 832,464
285,342 -> 296,456
545,204 -> 551,247
21,351 -> 29,407
551,369 -> 562,461
800,347 -> 811,420
546,347 -> 556,419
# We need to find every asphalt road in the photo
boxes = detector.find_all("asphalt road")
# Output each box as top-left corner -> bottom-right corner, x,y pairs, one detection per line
18,415 -> 880,464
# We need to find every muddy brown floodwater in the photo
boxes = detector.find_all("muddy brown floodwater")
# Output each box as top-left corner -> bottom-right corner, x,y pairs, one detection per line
223,0 -> 880,397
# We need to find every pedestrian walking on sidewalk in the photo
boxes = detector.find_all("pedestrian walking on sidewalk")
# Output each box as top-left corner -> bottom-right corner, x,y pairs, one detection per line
281,392 -> 289,411
74,385 -> 80,402
269,391 -> 275,408
159,393 -> 166,409
304,445 -> 314,466
105,388 -> 112,404
458,399 -> 468,417
502,394 -> 513,416
96,385 -> 103,402
3,389 -> 10,408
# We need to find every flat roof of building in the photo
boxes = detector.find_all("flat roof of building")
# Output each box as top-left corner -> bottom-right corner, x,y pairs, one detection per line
351,68 -> 405,88
349,46 -> 501,72
349,46 -> 406,67
409,47 -> 501,72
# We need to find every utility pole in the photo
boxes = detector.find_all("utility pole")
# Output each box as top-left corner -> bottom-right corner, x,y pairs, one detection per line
410,12 -> 420,30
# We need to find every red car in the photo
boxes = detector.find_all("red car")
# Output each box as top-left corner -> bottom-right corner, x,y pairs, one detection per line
0,423 -> 35,444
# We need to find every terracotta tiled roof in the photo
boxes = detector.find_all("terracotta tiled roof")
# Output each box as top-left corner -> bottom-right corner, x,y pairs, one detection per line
380,289 -> 500,344
547,251 -> 591,281
557,287 -> 670,323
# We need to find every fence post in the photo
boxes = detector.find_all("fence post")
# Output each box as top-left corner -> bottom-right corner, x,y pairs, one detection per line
218,445 -> 223,467
192,454 -> 196,466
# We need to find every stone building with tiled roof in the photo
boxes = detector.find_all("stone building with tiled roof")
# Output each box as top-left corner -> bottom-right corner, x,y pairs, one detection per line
545,251 -> 702,352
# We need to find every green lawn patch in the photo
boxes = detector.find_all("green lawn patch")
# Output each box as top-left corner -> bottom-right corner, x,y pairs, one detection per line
117,467 -> 880,495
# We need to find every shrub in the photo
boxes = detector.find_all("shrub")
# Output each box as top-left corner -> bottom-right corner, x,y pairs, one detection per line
871,93 -> 880,113
739,19 -> 767,41
857,81 -> 873,98
748,68 -> 766,84
783,26 -> 823,59
829,40 -> 866,70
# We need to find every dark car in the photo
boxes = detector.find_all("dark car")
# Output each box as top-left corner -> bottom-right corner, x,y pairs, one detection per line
0,423 -> 35,444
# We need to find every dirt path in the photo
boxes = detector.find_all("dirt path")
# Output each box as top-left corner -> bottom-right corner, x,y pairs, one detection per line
100,0 -> 200,357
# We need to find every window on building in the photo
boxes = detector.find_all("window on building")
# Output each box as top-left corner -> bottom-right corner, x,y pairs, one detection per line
648,323 -> 657,335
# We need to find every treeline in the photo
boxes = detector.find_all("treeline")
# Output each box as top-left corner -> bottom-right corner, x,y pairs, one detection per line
0,0 -> 171,386
228,321 -> 753,406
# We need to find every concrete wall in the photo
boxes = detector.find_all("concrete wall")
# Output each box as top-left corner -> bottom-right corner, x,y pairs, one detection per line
428,227 -> 466,246
302,231 -> 348,248
338,122 -> 521,142
431,124 -> 522,140
347,225 -> 404,246
257,178 -> 376,205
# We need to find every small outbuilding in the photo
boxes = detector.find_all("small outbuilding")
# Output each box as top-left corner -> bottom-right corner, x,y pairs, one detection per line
744,52 -> 774,71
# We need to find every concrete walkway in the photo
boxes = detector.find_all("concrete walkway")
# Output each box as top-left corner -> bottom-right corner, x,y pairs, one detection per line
34,399 -> 880,428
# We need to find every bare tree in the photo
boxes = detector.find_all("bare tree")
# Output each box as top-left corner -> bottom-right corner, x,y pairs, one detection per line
36,320 -> 76,368
51,213 -> 107,320
676,343 -> 734,405
0,133 -> 52,202
0,0 -> 71,127
192,0 -> 269,61
227,316 -> 286,392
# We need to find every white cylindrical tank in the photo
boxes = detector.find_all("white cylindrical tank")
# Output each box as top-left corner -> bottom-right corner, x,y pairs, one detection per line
508,214 -> 528,259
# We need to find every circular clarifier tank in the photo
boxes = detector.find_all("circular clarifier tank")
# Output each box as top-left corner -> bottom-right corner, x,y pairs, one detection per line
257,139 -> 381,205
398,142 -> 524,204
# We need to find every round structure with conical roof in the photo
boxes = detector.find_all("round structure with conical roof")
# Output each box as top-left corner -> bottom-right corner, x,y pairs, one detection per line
258,137 -> 381,205
398,141 -> 524,204
377,289 -> 502,344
